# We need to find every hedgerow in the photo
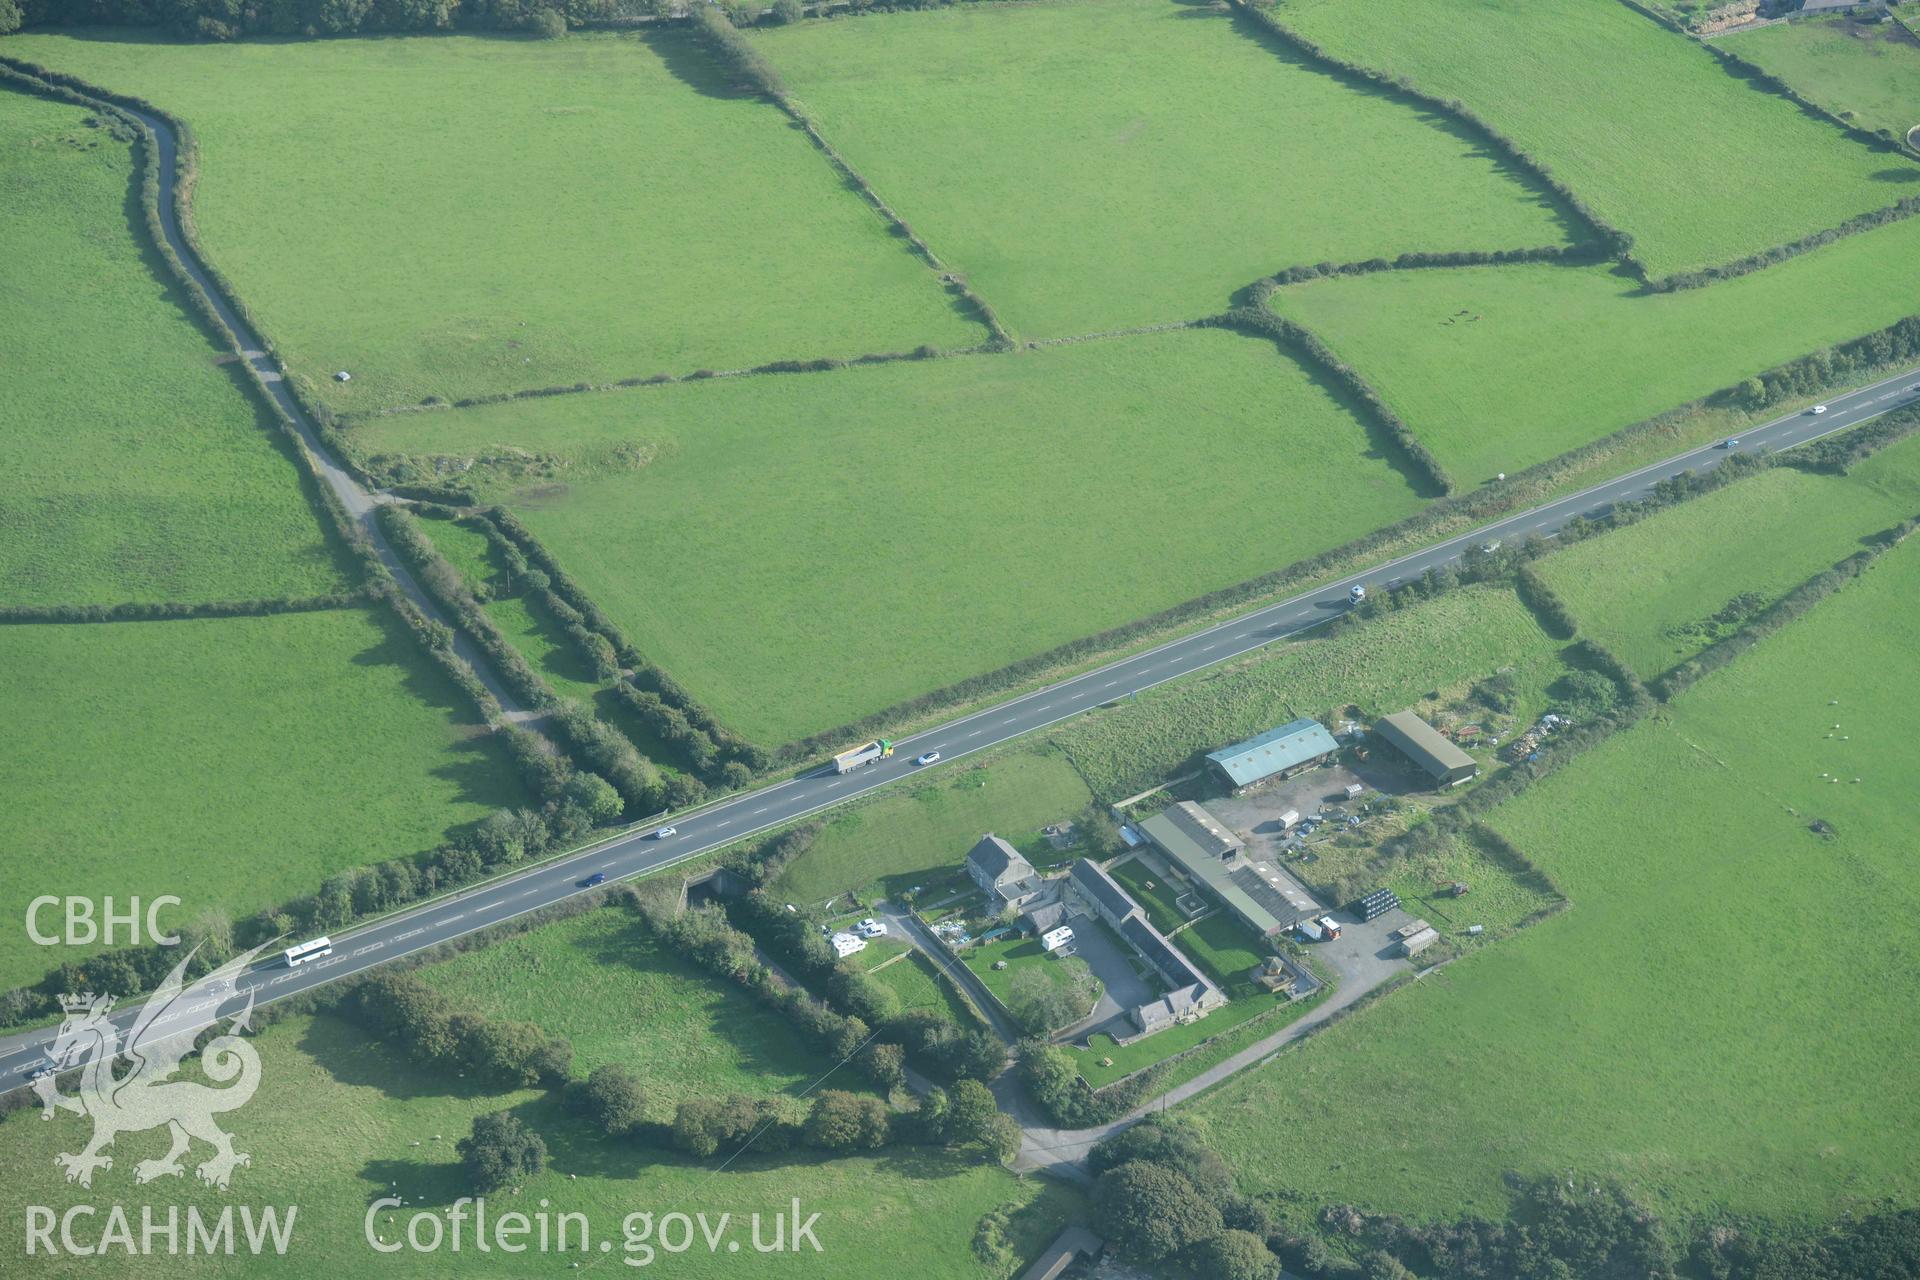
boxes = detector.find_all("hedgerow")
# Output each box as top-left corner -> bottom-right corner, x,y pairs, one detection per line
0,592 -> 368,625
377,504 -> 558,710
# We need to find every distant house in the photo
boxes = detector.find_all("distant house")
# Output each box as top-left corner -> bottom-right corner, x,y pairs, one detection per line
1374,711 -> 1478,786
966,834 -> 1041,908
1206,717 -> 1339,794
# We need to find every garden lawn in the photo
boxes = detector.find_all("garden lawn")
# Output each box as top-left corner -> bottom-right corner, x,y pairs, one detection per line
1273,0 -> 1920,277
1270,223 -> 1920,482
775,750 -> 1091,906
0,609 -> 528,990
1724,13 -> 1920,141
0,1012 -> 1085,1280
1537,437 -> 1920,678
3,30 -> 976,413
752,0 -> 1578,339
1106,858 -> 1193,936
1186,539 -> 1920,1222
421,907 -> 835,1116
870,949 -> 982,1027
1052,584 -> 1565,800
359,327 -> 1428,744
1073,983 -> 1324,1090
0,88 -> 344,606
962,934 -> 1064,1011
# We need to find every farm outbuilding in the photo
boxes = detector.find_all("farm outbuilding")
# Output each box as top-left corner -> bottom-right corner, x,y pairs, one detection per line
1397,926 -> 1439,957
1206,717 -> 1339,793
1139,802 -> 1314,935
1374,710 -> 1478,786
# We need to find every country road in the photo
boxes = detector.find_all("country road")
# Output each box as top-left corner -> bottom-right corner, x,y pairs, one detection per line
4,92 -> 1919,1131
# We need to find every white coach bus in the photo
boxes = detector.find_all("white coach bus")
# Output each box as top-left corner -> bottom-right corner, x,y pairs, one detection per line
284,936 -> 334,967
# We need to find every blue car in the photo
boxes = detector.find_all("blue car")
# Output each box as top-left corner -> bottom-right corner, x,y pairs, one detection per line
581,872 -> 608,888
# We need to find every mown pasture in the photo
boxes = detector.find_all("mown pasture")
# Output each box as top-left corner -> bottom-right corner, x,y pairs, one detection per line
1724,13 -> 1920,142
753,0 -> 1578,339
422,907 -> 837,1116
1274,0 -> 1920,277
1269,217 -> 1920,482
1186,540 -> 1920,1223
1050,584 -> 1566,800
774,750 -> 1091,908
2,30 -> 978,412
358,328 -> 1429,745
0,610 -> 529,990
0,88 -> 344,606
1537,436 -> 1920,678
0,1011 -> 1083,1280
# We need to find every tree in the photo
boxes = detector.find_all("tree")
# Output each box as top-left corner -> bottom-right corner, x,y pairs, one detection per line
1362,1252 -> 1417,1280
528,5 -> 566,36
1007,957 -> 1099,1033
570,1064 -> 648,1136
862,1041 -> 906,1092
1095,1161 -> 1224,1263
1190,1230 -> 1280,1280
460,1019 -> 551,1087
1738,376 -> 1769,410
769,0 -> 801,21
984,1111 -> 1023,1163
1089,1117 -> 1234,1200
0,0 -> 20,33
944,1079 -> 1004,1152
457,1111 -> 546,1193
803,1090 -> 890,1151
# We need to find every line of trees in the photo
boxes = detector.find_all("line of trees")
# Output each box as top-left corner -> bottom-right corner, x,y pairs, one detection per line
348,970 -> 575,1088
377,504 -> 558,711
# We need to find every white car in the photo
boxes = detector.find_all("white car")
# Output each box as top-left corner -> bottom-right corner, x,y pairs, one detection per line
1348,585 -> 1367,603
651,826 -> 677,839
1719,437 -> 1739,450
914,751 -> 941,766
1811,404 -> 1828,415
857,918 -> 888,938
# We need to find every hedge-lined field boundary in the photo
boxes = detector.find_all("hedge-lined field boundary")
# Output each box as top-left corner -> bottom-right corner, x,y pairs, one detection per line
377,504 -> 560,711
1651,512 -> 1918,700
1616,0 -> 1920,155
0,591 -> 369,625
1226,0 -> 1627,259
1201,306 -> 1454,495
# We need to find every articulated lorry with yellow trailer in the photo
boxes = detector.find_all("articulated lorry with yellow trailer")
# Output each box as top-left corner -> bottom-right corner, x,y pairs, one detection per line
831,739 -> 894,774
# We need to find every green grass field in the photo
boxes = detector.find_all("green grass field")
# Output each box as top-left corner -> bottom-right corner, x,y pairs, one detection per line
774,750 -> 1091,907
0,88 -> 345,606
0,1011 -> 1083,1279
1052,584 -> 1566,800
869,949 -> 983,1027
421,907 -> 836,1115
1537,439 -> 1920,678
0,609 -> 529,990
359,327 -> 1429,744
752,0 -> 1577,338
1269,219 -> 1920,481
1724,13 -> 1920,141
1274,0 -> 1920,277
3,30 -> 978,413
1186,539 -> 1920,1223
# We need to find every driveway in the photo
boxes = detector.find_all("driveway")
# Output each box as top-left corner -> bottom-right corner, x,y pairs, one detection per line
1053,913 -> 1156,1044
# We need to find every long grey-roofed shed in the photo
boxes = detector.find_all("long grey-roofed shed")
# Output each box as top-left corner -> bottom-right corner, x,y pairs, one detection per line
1374,710 -> 1478,786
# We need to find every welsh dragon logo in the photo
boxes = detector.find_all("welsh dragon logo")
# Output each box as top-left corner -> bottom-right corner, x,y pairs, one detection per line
33,943 -> 269,1190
